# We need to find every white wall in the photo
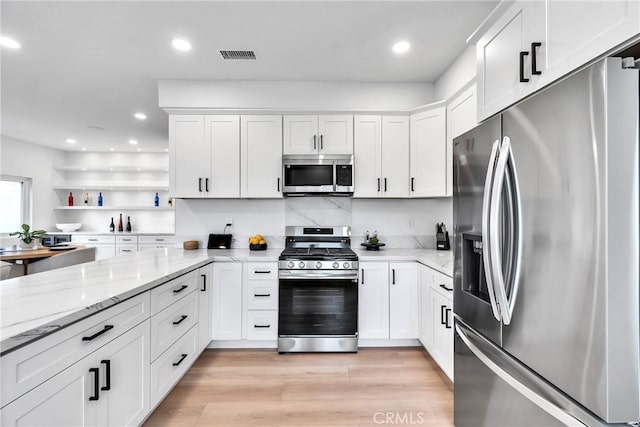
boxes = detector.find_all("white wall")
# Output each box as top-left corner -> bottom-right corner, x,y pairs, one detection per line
159,80 -> 435,112
0,136 -> 65,233
434,45 -> 477,101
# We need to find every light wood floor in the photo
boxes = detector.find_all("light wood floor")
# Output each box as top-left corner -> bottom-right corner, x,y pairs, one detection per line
144,347 -> 453,427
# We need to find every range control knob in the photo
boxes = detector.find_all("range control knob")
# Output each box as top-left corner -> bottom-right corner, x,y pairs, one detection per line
343,262 -> 350,269
298,262 -> 305,269
332,262 -> 340,269
315,261 -> 323,269
287,261 -> 295,268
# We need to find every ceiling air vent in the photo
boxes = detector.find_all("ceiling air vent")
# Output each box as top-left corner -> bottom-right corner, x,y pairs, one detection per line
219,50 -> 257,60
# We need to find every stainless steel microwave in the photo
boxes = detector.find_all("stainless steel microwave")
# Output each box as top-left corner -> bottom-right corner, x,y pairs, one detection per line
282,155 -> 354,195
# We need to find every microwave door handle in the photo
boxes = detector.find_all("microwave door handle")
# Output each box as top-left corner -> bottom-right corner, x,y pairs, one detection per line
482,139 -> 502,322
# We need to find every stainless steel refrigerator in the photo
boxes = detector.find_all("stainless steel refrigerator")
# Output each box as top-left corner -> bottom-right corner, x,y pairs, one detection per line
453,57 -> 639,426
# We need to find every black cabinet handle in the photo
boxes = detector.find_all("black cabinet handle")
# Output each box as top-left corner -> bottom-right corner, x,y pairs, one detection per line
445,308 -> 452,329
361,268 -> 365,284
320,135 -> 323,150
439,284 -> 453,292
254,324 -> 271,328
173,353 -> 188,367
254,270 -> 271,274
277,178 -> 280,192
377,178 -> 381,192
440,305 -> 446,325
100,360 -> 111,391
173,315 -> 188,325
519,51 -> 530,82
313,135 -> 317,150
89,367 -> 100,401
201,274 -> 207,292
531,42 -> 541,75
82,324 -> 114,341
384,178 -> 388,192
392,269 -> 396,285
411,177 -> 415,192
198,178 -> 203,192
173,284 -> 188,294
254,293 -> 271,297
205,178 -> 209,192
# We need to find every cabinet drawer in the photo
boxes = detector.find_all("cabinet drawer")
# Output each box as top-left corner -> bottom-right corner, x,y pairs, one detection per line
246,262 -> 278,280
246,311 -> 278,340
431,270 -> 453,299
150,291 -> 198,361
150,270 -> 198,314
72,235 -> 116,244
139,235 -> 176,244
1,292 -> 150,407
150,324 -> 198,408
246,281 -> 278,310
138,244 -> 174,251
116,244 -> 138,256
116,236 -> 138,244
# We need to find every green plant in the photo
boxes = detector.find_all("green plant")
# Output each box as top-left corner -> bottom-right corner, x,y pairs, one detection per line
10,224 -> 46,244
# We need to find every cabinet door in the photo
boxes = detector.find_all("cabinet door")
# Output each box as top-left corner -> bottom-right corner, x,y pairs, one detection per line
198,263 -> 213,351
477,1 -> 535,121
212,262 -> 243,340
283,115 -> 318,155
1,354 -> 97,427
389,262 -> 418,339
170,115 -> 207,198
430,287 -> 453,375
446,84 -> 477,196
533,0 -> 640,91
318,115 -> 354,155
353,115 -> 382,198
418,265 -> 434,350
96,320 -> 150,427
381,116 -> 410,198
241,115 -> 283,198
409,107 -> 446,198
358,262 -> 389,339
206,115 -> 240,198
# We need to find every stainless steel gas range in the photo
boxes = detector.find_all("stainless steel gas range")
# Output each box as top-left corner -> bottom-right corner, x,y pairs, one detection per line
278,226 -> 359,353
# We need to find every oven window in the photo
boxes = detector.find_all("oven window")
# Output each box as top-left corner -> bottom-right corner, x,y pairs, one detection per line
293,288 -> 345,315
284,164 -> 333,187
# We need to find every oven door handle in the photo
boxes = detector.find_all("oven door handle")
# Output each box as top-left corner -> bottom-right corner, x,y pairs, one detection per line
279,273 -> 359,281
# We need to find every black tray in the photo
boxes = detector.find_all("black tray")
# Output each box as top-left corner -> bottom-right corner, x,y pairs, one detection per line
360,242 -> 386,251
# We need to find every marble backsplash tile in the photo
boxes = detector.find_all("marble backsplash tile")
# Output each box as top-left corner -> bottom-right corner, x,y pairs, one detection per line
352,234 -> 436,249
284,196 -> 352,227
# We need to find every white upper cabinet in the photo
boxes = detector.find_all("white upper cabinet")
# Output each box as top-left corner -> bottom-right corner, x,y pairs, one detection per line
477,0 -> 640,121
353,115 -> 382,198
241,115 -> 283,198
170,115 -> 207,198
283,115 -> 353,155
446,84 -> 477,196
409,105 -> 446,198
532,0 -> 640,90
477,1 -> 535,122
381,116 -> 410,198
205,115 -> 240,198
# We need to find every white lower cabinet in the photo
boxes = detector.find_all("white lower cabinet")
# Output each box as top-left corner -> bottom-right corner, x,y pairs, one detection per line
198,263 -> 213,351
358,262 -> 390,339
245,311 -> 278,340
389,262 -> 418,339
212,262 -> 243,340
72,235 -> 117,260
244,262 -> 278,341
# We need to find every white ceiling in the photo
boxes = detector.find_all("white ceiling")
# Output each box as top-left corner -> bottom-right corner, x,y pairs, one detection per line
1,1 -> 497,152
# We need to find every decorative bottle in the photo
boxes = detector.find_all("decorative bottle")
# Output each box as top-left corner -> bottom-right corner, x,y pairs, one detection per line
84,192 -> 89,205
126,216 -> 132,232
109,217 -> 115,233
97,192 -> 103,207
118,214 -> 124,232
154,192 -> 159,207
68,192 -> 74,206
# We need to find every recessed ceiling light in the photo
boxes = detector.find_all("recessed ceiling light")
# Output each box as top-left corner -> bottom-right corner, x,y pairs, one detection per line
82,147 -> 86,151
165,148 -> 169,152
66,138 -> 77,144
128,139 -> 138,145
172,38 -> 192,52
134,112 -> 147,120
137,148 -> 141,152
0,36 -> 22,49
110,147 -> 114,152
392,41 -> 411,54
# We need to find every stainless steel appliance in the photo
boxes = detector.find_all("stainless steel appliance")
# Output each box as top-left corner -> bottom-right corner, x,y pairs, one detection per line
278,226 -> 359,352
41,234 -> 72,247
453,57 -> 639,426
282,155 -> 353,195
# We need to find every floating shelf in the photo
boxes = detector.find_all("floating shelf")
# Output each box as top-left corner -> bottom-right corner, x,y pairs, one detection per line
55,206 -> 174,211
53,186 -> 169,191
55,165 -> 169,172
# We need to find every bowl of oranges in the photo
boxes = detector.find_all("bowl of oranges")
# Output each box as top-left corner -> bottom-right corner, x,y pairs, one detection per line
248,234 -> 267,251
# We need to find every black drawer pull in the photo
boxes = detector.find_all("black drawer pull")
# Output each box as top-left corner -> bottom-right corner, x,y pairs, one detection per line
377,178 -> 381,192
254,324 -> 271,328
384,178 -> 388,192
173,353 -> 188,366
320,134 -> 324,150
445,308 -> 452,329
254,270 -> 271,274
531,42 -> 541,75
440,305 -> 446,325
205,178 -> 209,192
198,178 -> 203,192
88,238 -> 99,242
361,268 -> 365,284
519,51 -> 530,82
82,324 -> 113,341
173,315 -> 188,325
201,274 -> 207,292
155,238 -> 164,242
100,360 -> 111,391
392,269 -> 396,285
439,284 -> 453,292
254,293 -> 271,297
173,284 -> 188,293
89,367 -> 100,401
411,177 -> 415,192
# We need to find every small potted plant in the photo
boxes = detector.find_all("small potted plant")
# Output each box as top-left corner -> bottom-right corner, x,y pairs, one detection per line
10,224 -> 46,249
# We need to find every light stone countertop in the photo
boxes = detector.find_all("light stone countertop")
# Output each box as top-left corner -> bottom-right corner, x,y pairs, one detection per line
46,231 -> 176,236
0,247 -> 451,356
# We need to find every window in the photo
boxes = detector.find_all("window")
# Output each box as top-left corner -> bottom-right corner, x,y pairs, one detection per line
0,175 -> 31,233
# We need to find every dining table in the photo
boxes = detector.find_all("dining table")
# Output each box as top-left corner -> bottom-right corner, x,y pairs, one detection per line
0,245 -> 84,276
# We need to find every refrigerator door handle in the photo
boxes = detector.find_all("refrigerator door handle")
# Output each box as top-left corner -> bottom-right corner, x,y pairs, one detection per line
482,139 -> 502,321
455,322 -> 588,427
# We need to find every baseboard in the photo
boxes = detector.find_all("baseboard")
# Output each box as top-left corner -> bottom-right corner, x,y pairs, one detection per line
358,339 -> 421,347
206,339 -> 421,349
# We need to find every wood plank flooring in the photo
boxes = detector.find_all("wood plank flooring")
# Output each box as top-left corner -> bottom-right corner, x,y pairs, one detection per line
144,347 -> 453,427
